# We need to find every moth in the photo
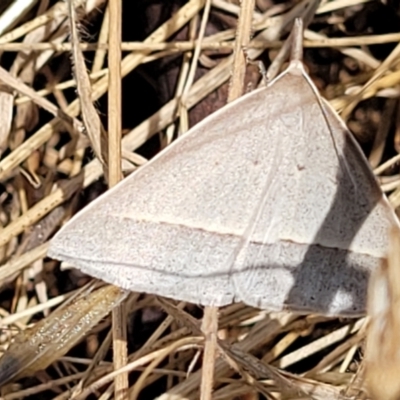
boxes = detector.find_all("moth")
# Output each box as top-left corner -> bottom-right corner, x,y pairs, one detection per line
49,21 -> 400,317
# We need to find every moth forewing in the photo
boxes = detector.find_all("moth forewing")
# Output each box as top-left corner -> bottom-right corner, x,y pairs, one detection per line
49,23 -> 400,317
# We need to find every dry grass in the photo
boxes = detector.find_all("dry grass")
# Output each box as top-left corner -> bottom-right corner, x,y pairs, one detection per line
0,0 -> 400,399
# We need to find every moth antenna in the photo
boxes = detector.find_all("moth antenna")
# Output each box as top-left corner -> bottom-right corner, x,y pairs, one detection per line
265,18 -> 304,82
289,18 -> 304,63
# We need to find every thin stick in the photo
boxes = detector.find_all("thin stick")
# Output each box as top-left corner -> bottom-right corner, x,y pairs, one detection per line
107,0 -> 127,398
200,306 -> 219,400
227,0 -> 255,103
4,33 -> 400,52
107,1 -> 122,184
199,1 -> 255,399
